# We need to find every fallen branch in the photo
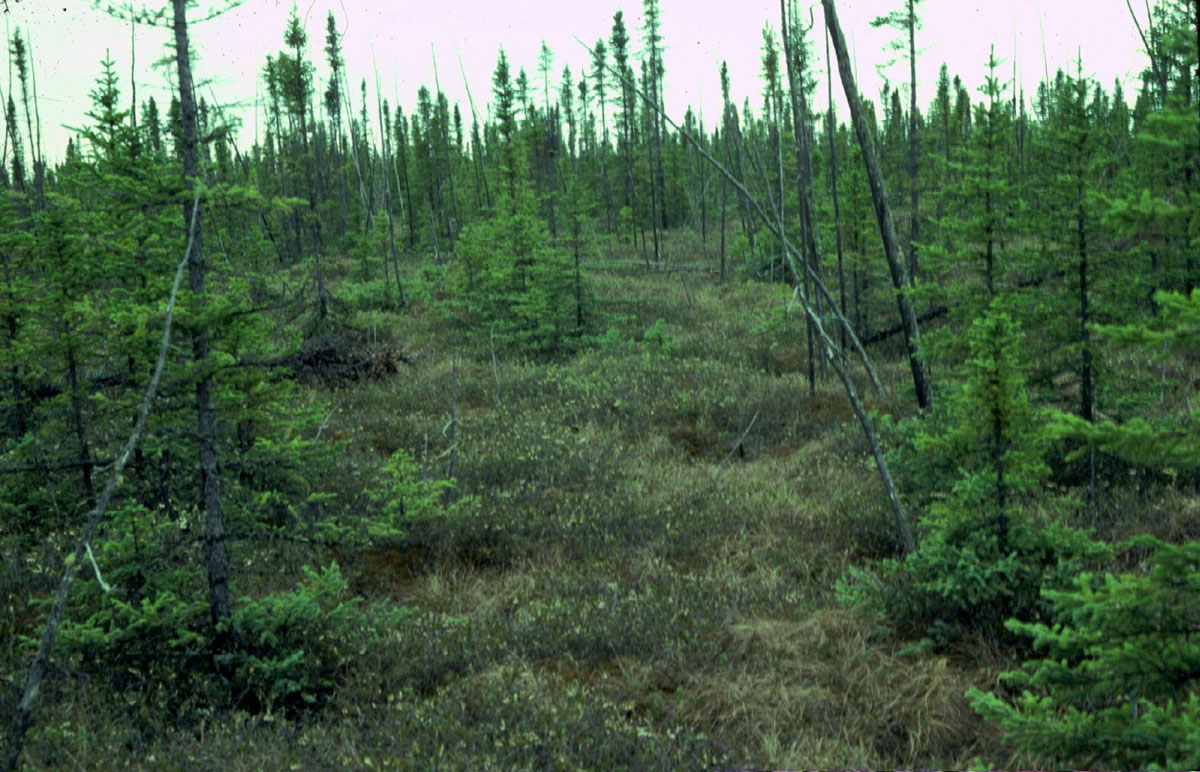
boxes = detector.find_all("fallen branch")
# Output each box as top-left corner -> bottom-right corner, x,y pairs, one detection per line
0,458 -> 115,476
863,305 -> 950,345
716,409 -> 761,478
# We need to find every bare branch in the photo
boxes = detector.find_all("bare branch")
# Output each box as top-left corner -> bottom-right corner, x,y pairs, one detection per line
1124,0 -> 1167,103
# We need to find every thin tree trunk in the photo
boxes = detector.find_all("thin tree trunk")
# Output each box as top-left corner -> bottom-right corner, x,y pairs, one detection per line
827,31 -> 848,363
1125,0 -> 1168,104
783,1 -> 827,387
341,71 -> 372,231
906,0 -> 919,283
336,117 -> 349,238
1,195 -> 198,772
621,77 -> 644,261
1194,0 -> 1200,173
396,111 -> 417,246
719,170 -> 727,281
65,342 -> 97,509
644,100 -> 662,263
27,37 -> 44,210
599,109 -> 613,232
172,0 -> 232,645
296,45 -> 328,321
733,112 -> 756,269
822,0 -> 933,411
700,134 -> 709,245
1078,174 -> 1095,511
431,49 -> 459,250
456,52 -> 492,211
992,403 -> 1008,549
590,48 -> 880,391
375,69 -> 406,308
625,82 -> 910,554
623,69 -> 908,552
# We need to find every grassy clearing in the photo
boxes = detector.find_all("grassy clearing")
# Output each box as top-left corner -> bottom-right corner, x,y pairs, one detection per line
11,263 -> 1026,769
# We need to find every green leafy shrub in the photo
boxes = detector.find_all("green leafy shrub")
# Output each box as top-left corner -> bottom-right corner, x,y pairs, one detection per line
50,518 -> 408,720
366,448 -> 473,539
592,325 -> 631,351
47,513 -> 212,704
335,277 -> 393,312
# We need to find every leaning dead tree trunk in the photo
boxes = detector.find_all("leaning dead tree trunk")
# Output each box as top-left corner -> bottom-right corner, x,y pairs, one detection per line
579,37 -> 913,557
826,29 -> 849,363
822,0 -> 933,411
2,192 -> 201,772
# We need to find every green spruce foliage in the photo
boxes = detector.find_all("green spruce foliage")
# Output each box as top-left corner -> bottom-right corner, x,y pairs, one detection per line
445,51 -> 595,358
968,290 -> 1200,769
849,306 -> 1106,650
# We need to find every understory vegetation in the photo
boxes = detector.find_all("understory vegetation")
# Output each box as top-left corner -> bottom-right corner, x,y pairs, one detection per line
3,0 -> 1200,768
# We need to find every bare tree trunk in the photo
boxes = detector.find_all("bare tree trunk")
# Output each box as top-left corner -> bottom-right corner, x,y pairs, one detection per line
782,1 -> 827,387
173,0 -> 232,645
670,115 -> 911,556
644,95 -> 662,263
456,52 -> 492,213
375,69 -> 406,308
1194,0 -> 1200,169
396,110 -> 418,245
827,30 -> 848,362
28,38 -> 44,211
700,124 -> 709,245
618,76 -> 645,262
822,0 -> 933,411
719,157 -> 728,281
341,71 -> 373,232
295,45 -> 328,321
1125,0 -> 1168,104
669,125 -> 911,555
1078,173 -> 1095,512
335,116 -> 350,239
906,0 -> 920,283
732,111 -> 756,269
65,342 -> 97,509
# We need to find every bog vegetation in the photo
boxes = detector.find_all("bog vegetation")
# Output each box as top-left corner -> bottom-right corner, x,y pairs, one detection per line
2,0 -> 1200,768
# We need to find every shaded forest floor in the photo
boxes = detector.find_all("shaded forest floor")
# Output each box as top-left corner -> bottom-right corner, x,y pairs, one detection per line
16,257 -> 1182,770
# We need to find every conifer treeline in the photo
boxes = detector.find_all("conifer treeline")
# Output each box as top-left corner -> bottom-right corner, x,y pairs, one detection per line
203,0 -> 1200,335
0,0 -> 1195,510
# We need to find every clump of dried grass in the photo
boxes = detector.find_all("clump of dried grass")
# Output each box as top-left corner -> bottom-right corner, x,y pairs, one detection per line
678,607 -> 997,769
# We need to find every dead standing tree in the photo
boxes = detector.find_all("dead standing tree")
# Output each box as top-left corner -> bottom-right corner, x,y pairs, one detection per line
822,0 -> 934,412
780,1 -> 826,392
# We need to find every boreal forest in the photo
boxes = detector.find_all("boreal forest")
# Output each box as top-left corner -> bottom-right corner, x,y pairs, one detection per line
2,0 -> 1200,768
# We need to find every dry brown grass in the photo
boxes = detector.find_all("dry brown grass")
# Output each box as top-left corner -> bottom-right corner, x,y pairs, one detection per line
4,265 -> 1033,770
679,608 -> 999,769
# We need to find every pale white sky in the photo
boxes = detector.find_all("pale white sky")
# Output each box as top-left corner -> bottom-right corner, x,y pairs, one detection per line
7,0 -> 1146,162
